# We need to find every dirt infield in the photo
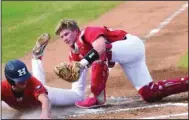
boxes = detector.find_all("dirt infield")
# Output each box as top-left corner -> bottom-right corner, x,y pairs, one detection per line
2,1 -> 188,119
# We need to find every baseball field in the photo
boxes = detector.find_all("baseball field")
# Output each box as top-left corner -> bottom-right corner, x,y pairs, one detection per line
2,1 -> 121,63
2,1 -> 188,119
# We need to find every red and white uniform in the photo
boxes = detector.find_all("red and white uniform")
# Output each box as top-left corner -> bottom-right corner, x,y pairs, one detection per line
69,26 -> 129,97
69,26 -> 189,102
2,59 -> 87,111
2,76 -> 47,110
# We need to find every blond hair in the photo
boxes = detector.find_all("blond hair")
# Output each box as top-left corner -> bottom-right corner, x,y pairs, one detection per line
55,18 -> 79,35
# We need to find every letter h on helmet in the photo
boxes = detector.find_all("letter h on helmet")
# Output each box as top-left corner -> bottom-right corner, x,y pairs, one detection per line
4,59 -> 31,86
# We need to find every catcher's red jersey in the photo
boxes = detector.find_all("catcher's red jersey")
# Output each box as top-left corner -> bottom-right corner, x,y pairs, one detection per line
69,26 -> 127,61
1,76 -> 48,110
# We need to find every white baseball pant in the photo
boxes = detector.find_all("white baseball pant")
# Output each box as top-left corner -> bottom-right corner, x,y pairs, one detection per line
111,34 -> 153,90
31,59 -> 87,106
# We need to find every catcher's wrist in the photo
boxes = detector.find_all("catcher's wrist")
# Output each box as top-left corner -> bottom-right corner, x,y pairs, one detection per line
80,59 -> 89,67
82,49 -> 100,66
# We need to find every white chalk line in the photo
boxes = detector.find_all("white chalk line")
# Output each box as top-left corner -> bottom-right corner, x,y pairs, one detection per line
140,112 -> 188,119
83,3 -> 188,119
143,3 -> 188,40
62,102 -> 188,118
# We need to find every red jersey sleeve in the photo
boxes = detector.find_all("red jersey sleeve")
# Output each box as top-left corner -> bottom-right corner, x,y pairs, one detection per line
83,27 -> 106,44
30,77 -> 48,100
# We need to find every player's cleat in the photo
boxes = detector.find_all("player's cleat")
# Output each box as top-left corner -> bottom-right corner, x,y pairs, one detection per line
32,33 -> 50,59
75,89 -> 106,109
75,97 -> 99,109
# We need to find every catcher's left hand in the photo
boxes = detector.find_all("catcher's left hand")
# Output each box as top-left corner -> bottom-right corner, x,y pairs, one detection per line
53,61 -> 83,82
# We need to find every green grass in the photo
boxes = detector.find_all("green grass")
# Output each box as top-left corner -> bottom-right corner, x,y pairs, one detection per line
2,1 -> 122,63
177,52 -> 188,68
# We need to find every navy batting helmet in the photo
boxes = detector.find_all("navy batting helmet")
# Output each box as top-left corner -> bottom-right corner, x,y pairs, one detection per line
4,59 -> 31,85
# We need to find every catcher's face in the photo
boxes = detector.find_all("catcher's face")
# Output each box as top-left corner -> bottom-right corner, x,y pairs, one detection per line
59,29 -> 78,46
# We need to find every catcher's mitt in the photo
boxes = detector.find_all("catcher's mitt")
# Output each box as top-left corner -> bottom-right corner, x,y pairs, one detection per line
53,61 -> 82,82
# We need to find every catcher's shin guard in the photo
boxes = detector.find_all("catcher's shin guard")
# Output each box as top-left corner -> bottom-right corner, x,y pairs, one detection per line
91,61 -> 109,104
138,76 -> 188,102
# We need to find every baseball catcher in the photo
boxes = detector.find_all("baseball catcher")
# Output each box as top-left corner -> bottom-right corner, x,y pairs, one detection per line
53,18 -> 188,109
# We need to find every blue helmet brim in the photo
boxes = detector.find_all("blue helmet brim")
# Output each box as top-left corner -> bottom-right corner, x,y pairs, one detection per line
10,72 -> 31,83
